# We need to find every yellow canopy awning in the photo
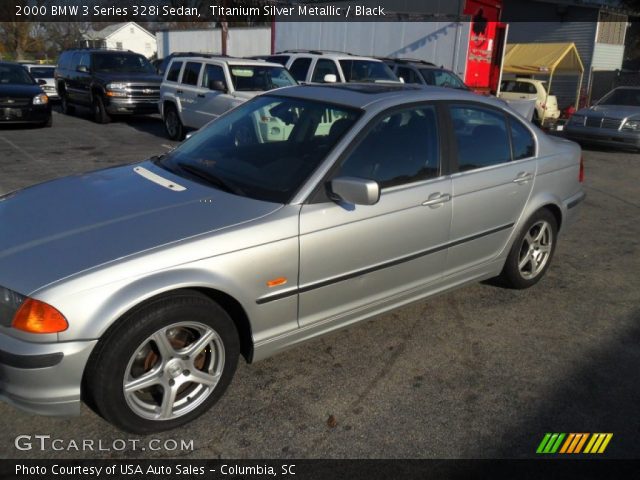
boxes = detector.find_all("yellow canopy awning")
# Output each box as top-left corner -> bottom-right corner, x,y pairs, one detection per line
502,42 -> 584,75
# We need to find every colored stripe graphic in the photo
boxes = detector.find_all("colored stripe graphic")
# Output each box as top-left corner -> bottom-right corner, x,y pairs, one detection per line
537,433 -> 613,454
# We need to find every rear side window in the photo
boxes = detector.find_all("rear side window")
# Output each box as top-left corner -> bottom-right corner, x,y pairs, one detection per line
312,59 -> 339,83
181,62 -> 201,86
288,57 -> 312,82
510,118 -> 535,160
166,61 -> 183,82
450,105 -> 511,171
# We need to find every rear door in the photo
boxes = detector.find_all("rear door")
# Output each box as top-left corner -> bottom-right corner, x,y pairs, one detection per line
445,103 -> 537,274
177,61 -> 203,127
298,104 -> 452,327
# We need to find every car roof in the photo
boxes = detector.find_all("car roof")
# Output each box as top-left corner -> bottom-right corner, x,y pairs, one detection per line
169,56 -> 285,68
274,51 -> 384,62
268,83 -> 505,110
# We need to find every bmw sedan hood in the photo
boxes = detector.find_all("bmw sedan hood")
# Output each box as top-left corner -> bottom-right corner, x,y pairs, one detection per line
582,104 -> 640,119
0,161 -> 281,295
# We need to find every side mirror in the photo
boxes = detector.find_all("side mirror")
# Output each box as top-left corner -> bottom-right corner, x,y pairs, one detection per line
209,80 -> 227,93
37,79 -> 47,85
330,177 -> 380,206
77,65 -> 89,73
323,74 -> 337,83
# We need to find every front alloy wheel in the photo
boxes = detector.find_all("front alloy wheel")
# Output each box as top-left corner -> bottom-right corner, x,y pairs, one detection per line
123,322 -> 225,421
84,291 -> 239,434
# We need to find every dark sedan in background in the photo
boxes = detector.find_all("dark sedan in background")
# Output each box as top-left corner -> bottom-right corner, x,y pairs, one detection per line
565,86 -> 640,150
0,62 -> 52,127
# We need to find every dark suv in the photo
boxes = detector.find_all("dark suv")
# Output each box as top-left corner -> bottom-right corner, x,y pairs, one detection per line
382,58 -> 469,91
55,48 -> 161,123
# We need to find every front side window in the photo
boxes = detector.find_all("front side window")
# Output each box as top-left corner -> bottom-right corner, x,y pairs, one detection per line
336,106 -> 440,188
450,105 -> 511,171
181,62 -> 202,86
157,95 -> 361,204
397,66 -> 421,84
428,69 -> 467,90
312,59 -> 339,83
289,57 -> 312,82
202,64 -> 226,90
166,61 -> 182,82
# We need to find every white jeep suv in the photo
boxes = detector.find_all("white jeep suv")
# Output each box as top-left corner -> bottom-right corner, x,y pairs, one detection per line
160,55 -> 296,140
266,50 -> 398,84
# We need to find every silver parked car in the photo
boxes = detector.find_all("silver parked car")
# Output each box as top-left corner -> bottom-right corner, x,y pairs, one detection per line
565,86 -> 640,150
0,84 -> 585,433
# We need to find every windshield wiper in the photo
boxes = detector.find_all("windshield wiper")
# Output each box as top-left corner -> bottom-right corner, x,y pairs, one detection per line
177,162 -> 244,196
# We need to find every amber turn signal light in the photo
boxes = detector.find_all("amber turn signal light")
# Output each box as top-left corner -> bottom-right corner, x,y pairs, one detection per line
12,298 -> 68,334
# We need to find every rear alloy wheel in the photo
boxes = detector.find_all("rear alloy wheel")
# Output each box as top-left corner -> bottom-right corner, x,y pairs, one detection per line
92,95 -> 111,124
85,291 -> 239,434
164,105 -> 184,140
498,209 -> 557,289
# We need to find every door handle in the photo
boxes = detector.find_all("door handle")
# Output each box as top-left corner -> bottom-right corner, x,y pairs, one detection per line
422,193 -> 451,207
197,93 -> 206,98
513,172 -> 533,184
176,89 -> 184,95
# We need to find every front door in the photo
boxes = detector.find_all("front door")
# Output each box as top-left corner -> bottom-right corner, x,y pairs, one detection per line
298,105 -> 452,327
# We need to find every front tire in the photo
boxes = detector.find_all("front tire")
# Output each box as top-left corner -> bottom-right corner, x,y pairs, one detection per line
92,95 -> 111,124
84,291 -> 240,434
61,94 -> 75,115
498,209 -> 558,289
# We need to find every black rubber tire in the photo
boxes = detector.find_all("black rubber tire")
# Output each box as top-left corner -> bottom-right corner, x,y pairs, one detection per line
60,94 -> 75,115
164,104 -> 185,141
41,115 -> 52,128
498,209 -> 558,289
84,290 -> 240,434
92,95 -> 111,124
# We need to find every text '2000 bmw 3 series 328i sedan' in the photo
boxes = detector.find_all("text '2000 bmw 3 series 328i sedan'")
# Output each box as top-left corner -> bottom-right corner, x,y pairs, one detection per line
0,84 -> 585,433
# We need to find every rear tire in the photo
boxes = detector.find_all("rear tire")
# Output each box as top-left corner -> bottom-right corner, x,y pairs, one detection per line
164,104 -> 184,141
84,290 -> 240,434
498,209 -> 558,289
93,95 -> 111,124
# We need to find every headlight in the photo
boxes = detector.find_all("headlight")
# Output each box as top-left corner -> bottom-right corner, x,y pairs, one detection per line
106,82 -> 128,90
0,286 -> 26,327
32,93 -> 49,105
570,114 -> 585,125
0,286 -> 68,333
622,119 -> 640,131
106,83 -> 128,97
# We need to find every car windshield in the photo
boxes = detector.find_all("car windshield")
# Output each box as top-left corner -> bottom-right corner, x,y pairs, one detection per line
420,68 -> 468,90
339,60 -> 397,82
598,88 -> 640,107
93,53 -> 156,74
0,64 -> 35,85
228,65 -> 296,91
29,67 -> 55,78
158,95 -> 361,203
